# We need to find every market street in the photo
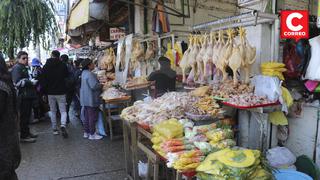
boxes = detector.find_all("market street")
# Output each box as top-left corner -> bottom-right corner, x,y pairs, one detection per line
16,113 -> 126,180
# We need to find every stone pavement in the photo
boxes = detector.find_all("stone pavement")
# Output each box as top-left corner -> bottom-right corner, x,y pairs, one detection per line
16,114 -> 126,180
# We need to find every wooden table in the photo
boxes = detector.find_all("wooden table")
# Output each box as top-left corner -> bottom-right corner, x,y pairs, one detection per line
122,120 -> 196,180
103,96 -> 131,140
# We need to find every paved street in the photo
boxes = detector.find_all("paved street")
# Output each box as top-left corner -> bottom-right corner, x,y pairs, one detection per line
16,113 -> 126,180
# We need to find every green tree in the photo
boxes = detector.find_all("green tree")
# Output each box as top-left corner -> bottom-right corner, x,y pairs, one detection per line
0,0 -> 57,59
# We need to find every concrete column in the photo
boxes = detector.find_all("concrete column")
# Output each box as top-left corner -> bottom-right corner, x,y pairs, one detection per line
134,0 -> 144,34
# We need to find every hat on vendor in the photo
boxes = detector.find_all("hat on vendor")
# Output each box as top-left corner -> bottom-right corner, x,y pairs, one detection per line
31,58 -> 42,67
158,56 -> 170,65
81,58 -> 92,68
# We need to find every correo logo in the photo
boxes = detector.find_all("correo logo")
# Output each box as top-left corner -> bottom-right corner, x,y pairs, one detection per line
286,12 -> 303,31
281,10 -> 309,41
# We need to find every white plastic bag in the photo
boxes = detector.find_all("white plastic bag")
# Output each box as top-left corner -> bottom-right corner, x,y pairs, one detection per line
96,111 -> 106,136
138,161 -> 148,178
267,146 -> 296,168
252,75 -> 281,102
305,35 -> 320,80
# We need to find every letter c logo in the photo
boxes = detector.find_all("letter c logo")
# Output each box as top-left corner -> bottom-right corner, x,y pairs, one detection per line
286,12 -> 303,31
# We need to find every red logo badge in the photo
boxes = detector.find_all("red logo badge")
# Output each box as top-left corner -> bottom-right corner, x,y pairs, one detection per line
281,10 -> 309,41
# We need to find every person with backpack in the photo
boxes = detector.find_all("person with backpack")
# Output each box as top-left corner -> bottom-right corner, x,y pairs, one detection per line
41,51 -> 69,138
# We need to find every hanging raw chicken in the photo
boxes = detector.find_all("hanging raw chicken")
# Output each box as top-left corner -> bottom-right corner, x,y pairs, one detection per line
145,41 -> 156,61
100,48 -> 115,71
238,27 -> 256,84
120,43 -> 126,70
212,30 -> 225,74
188,36 -> 200,82
131,40 -> 145,71
203,32 -> 215,78
216,29 -> 234,81
179,35 -> 193,83
228,44 -> 242,85
196,34 -> 208,83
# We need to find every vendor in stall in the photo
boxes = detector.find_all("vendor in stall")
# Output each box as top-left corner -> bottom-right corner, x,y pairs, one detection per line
147,56 -> 176,97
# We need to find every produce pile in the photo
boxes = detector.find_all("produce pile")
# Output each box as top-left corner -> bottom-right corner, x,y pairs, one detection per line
196,148 -> 273,180
211,80 -> 254,99
150,118 -> 236,173
206,128 -> 235,149
187,96 -> 223,116
225,93 -> 275,107
121,92 -> 198,126
101,87 -> 127,101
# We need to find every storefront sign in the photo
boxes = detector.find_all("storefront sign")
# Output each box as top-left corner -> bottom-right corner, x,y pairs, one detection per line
68,46 -> 92,58
110,27 -> 125,40
280,10 -> 309,41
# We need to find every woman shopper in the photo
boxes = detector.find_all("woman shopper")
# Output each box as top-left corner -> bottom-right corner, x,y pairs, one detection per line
0,53 -> 21,180
80,58 -> 103,140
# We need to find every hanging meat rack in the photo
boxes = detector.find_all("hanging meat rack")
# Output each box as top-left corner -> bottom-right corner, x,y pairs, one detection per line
192,10 -> 278,31
191,10 -> 280,60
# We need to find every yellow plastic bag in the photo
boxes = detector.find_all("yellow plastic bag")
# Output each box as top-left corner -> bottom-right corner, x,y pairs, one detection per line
281,86 -> 293,108
269,111 -> 288,125
165,43 -> 175,67
153,118 -> 183,139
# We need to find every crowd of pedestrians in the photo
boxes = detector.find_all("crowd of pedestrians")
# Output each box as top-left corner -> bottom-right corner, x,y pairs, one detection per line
0,50 -> 104,179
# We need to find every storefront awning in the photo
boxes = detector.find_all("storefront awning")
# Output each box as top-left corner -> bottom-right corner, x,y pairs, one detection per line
68,0 -> 90,30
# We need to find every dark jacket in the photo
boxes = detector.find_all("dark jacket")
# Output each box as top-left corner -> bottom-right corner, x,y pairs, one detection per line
11,63 -> 36,99
0,80 -> 21,177
148,64 -> 176,97
41,58 -> 68,95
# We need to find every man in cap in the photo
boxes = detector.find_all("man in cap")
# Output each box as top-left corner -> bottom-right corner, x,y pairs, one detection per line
147,56 -> 176,97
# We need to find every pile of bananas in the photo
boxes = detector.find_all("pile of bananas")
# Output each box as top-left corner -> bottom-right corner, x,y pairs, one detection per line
261,62 -> 287,80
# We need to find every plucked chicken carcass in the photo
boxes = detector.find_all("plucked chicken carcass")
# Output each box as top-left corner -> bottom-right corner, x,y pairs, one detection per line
217,29 -> 235,81
228,45 -> 241,85
100,48 -> 116,71
188,36 -> 200,82
203,32 -> 215,78
238,27 -> 256,83
196,34 -> 208,82
179,36 -> 193,83
145,41 -> 156,61
119,43 -> 126,70
131,40 -> 145,71
212,30 -> 225,74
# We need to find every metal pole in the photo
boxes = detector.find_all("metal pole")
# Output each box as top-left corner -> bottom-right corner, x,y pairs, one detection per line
192,11 -> 255,30
210,19 -> 274,32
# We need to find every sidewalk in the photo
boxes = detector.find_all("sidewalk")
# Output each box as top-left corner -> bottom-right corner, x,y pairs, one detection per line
17,114 -> 126,180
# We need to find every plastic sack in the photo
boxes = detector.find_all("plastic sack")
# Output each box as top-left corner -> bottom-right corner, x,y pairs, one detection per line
281,86 -> 293,108
194,142 -> 212,154
283,40 -> 301,79
205,128 -> 233,143
305,36 -> 320,80
153,118 -> 183,139
269,111 -> 288,126
252,75 -> 281,102
96,111 -> 106,136
305,80 -> 319,92
266,146 -> 296,168
138,161 -> 148,178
